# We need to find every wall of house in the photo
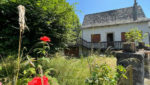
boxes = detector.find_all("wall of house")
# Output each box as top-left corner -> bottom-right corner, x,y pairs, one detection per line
82,22 -> 150,44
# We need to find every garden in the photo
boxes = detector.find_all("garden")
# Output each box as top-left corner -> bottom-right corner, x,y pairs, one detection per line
1,53 -> 126,85
0,0 -> 128,85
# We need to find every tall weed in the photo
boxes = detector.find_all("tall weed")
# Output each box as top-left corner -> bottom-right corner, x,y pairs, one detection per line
37,54 -> 117,85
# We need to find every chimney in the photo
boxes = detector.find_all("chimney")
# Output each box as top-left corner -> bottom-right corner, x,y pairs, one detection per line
133,0 -> 138,21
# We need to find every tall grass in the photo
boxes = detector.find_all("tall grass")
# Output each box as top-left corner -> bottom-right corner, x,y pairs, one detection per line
0,56 -> 18,85
0,53 -> 117,85
37,54 -> 117,85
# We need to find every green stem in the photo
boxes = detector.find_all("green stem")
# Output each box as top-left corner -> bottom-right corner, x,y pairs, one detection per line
15,29 -> 22,85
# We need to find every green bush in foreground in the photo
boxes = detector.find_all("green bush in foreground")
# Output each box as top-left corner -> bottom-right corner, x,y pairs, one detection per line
85,64 -> 127,85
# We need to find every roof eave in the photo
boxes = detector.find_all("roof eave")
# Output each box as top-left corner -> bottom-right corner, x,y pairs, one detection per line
81,19 -> 150,29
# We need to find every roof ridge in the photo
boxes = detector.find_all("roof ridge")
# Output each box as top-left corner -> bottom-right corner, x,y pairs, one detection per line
85,5 -> 141,16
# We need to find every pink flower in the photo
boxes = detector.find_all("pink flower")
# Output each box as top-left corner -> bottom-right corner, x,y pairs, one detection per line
28,76 -> 50,85
40,36 -> 51,42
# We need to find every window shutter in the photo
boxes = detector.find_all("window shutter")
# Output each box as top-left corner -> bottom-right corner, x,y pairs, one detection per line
91,34 -> 101,43
121,32 -> 126,41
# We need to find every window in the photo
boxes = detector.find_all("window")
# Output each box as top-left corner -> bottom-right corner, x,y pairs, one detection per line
121,32 -> 126,42
91,34 -> 101,43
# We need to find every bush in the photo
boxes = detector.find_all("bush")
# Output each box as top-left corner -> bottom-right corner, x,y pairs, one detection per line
125,28 -> 147,42
85,64 -> 127,85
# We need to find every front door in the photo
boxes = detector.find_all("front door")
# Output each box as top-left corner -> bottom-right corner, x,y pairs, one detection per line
107,33 -> 114,47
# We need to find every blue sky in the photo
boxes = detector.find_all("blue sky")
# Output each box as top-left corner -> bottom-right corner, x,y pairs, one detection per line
67,0 -> 150,24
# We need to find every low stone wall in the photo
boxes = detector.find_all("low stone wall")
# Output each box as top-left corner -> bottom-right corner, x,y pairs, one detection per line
116,52 -> 144,85
144,51 -> 150,79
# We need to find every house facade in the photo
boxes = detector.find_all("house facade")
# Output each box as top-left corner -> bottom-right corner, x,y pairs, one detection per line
80,2 -> 150,51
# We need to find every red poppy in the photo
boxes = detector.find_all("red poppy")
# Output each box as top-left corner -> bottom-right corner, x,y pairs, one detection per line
28,76 -> 50,85
40,36 -> 51,42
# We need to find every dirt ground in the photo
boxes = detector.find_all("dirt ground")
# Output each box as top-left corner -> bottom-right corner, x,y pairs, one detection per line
144,78 -> 150,85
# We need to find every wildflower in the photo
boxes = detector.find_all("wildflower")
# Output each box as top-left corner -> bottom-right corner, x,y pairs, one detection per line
40,36 -> 51,42
28,76 -> 50,85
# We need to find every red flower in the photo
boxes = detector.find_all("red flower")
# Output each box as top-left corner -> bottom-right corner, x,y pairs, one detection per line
28,76 -> 50,85
40,36 -> 51,42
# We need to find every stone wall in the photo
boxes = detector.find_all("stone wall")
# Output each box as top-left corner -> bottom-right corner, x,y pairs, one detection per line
116,52 -> 144,85
144,51 -> 150,78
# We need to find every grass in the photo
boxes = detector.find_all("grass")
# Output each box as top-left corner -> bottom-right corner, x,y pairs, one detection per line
38,54 -> 117,85
0,54 -> 117,85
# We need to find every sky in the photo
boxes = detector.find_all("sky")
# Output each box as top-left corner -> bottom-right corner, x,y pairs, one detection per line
67,0 -> 150,24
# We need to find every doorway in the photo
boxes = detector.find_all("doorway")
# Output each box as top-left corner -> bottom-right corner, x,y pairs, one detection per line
107,33 -> 114,47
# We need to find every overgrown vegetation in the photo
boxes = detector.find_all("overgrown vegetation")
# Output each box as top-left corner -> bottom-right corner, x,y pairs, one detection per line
0,0 -> 81,55
0,54 -> 123,85
0,0 -> 127,85
85,64 -> 127,85
0,55 -> 59,85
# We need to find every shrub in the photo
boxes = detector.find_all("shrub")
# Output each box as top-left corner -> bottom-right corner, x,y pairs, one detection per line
85,64 -> 127,85
125,28 -> 147,42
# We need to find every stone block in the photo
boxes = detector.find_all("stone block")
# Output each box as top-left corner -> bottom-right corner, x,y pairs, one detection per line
116,52 -> 144,85
123,42 -> 136,53
144,51 -> 150,78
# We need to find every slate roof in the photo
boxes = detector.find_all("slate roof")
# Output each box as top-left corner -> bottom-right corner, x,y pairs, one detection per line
82,6 -> 149,28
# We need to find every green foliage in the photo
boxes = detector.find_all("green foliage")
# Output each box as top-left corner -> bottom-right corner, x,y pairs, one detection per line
0,54 -> 118,85
85,64 -> 127,85
145,44 -> 150,47
104,46 -> 114,57
33,41 -> 50,57
36,54 -> 117,85
0,0 -> 80,55
0,55 -> 59,85
37,56 -> 89,85
116,65 -> 127,80
0,56 -> 18,84
125,28 -> 147,42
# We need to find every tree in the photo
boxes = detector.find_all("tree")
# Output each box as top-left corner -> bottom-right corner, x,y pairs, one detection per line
0,0 -> 80,55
